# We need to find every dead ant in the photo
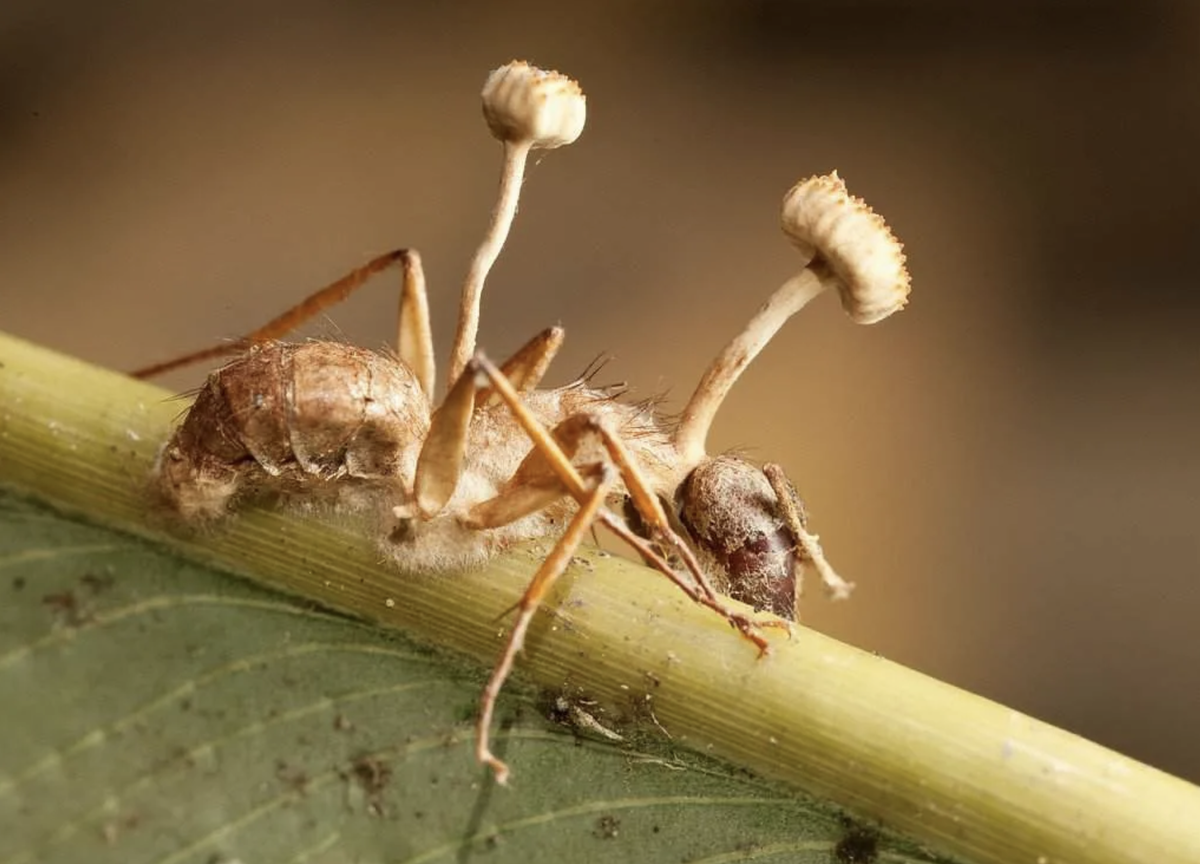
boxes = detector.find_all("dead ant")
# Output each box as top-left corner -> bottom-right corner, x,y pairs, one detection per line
132,61 -> 910,784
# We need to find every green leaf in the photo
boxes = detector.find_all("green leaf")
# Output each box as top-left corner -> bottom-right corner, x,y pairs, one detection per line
0,491 -> 909,864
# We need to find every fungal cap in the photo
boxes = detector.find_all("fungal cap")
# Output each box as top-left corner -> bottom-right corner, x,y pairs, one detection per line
481,60 -> 586,149
781,172 -> 910,324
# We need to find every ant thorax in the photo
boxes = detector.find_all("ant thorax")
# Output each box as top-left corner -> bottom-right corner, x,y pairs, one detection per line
135,60 -> 910,784
387,377 -> 680,573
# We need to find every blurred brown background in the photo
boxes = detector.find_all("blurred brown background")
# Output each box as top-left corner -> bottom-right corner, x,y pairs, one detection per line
3,1 -> 1198,780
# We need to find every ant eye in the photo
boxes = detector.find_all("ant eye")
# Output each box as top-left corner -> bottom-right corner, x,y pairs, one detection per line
678,456 -> 798,619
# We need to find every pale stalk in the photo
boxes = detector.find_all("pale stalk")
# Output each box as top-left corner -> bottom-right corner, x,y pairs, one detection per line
447,139 -> 532,386
674,269 -> 828,464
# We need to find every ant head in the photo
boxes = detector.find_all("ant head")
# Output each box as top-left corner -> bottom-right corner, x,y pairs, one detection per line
676,455 -> 801,619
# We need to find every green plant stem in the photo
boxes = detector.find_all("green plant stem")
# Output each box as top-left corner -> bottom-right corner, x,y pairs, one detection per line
2,329 -> 1198,864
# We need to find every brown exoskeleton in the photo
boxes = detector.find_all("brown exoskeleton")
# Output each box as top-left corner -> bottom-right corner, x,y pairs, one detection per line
133,62 -> 910,784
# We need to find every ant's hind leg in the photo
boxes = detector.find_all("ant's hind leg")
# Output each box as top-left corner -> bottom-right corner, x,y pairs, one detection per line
391,250 -> 434,400
131,249 -> 430,385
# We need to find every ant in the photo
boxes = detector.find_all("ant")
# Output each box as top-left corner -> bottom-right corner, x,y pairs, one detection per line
132,61 -> 910,784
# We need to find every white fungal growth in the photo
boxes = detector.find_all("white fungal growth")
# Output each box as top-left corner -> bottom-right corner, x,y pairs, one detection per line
481,60 -> 587,149
781,172 -> 910,324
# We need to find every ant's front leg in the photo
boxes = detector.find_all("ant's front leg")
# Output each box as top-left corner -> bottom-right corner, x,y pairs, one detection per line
474,463 -> 615,786
470,355 -> 786,654
762,464 -> 855,603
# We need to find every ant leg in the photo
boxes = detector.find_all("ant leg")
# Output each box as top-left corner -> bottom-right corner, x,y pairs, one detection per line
477,464 -> 614,786
391,250 -> 435,400
462,414 -> 778,653
762,464 -> 854,602
410,327 -> 567,518
130,250 -> 432,391
471,355 -> 782,653
479,326 -> 565,405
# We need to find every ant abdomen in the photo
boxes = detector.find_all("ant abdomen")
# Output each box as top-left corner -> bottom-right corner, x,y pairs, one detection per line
156,341 -> 430,519
677,455 -> 801,619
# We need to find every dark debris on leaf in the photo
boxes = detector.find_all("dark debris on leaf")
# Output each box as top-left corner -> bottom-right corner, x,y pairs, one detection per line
834,816 -> 881,864
343,754 -> 393,817
593,814 -> 620,840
